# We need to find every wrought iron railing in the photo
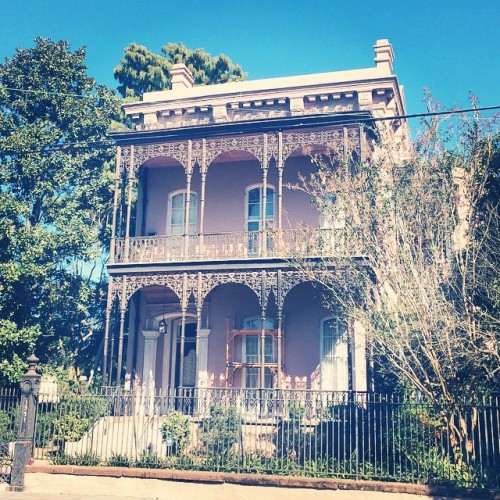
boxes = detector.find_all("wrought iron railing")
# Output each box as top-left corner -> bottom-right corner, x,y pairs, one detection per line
112,228 -> 347,264
0,388 -> 19,484
30,387 -> 500,488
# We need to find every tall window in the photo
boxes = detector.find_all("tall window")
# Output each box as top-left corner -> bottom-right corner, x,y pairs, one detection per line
245,185 -> 275,232
320,317 -> 349,391
242,316 -> 275,389
246,185 -> 274,255
168,190 -> 197,235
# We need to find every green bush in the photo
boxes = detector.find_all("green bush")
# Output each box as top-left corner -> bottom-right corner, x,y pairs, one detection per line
37,391 -> 108,447
199,403 -> 241,461
135,452 -> 167,469
161,410 -> 191,456
0,409 -> 17,452
274,402 -> 315,464
51,451 -> 101,466
107,453 -> 132,467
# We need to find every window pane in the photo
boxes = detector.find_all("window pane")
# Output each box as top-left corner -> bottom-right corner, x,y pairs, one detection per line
246,367 -> 259,388
171,193 -> 184,208
248,202 -> 260,218
266,200 -> 274,218
171,207 -> 183,225
248,188 -> 260,203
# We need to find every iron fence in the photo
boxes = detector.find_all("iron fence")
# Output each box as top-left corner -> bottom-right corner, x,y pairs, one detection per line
0,387 -> 20,484
29,387 -> 500,488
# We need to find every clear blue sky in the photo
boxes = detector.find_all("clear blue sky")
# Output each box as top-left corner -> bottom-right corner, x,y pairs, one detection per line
1,0 -> 499,117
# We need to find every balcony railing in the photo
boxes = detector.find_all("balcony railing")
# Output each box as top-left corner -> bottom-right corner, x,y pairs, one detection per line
112,228 -> 347,264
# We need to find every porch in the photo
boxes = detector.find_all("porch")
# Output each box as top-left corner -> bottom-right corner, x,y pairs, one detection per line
112,227 -> 348,264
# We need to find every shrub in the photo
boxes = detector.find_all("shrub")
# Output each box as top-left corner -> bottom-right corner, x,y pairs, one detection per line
107,453 -> 132,467
51,452 -> 101,466
161,410 -> 191,456
135,452 -> 167,469
38,391 -> 108,448
274,402 -> 315,464
0,409 -> 16,454
199,403 -> 241,461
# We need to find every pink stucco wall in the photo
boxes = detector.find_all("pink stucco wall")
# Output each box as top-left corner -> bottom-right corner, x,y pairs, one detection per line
204,281 -> 330,389
139,154 -> 321,236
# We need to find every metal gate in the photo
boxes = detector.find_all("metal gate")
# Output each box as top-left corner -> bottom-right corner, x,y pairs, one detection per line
0,388 -> 20,485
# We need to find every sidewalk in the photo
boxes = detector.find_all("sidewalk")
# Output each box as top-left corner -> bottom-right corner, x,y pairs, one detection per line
0,478 -> 466,500
1,466 -> 496,500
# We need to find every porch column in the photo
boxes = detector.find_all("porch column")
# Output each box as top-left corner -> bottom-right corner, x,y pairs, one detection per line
277,132 -> 284,254
179,310 -> 186,387
124,145 -> 135,262
102,279 -> 113,385
260,307 -> 266,389
115,277 -> 127,385
261,134 -> 269,257
115,308 -> 126,386
199,139 -> 207,256
183,140 -> 193,257
109,147 -> 122,263
142,330 -> 160,392
277,309 -> 283,389
195,272 -> 203,387
178,274 -> 188,387
352,320 -> 367,392
278,131 -> 283,232
197,329 -> 211,388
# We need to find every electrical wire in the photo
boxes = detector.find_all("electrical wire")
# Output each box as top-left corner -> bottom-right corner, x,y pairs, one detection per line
2,87 -> 115,100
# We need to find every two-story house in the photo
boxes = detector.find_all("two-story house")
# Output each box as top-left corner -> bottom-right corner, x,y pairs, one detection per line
105,39 -> 409,396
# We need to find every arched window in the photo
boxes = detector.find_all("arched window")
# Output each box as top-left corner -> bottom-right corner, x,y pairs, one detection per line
167,190 -> 197,235
320,317 -> 349,391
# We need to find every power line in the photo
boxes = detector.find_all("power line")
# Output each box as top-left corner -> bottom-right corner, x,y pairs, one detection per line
3,87 -> 115,100
0,104 -> 498,156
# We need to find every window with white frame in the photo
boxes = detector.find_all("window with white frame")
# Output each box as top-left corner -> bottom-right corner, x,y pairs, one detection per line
168,190 -> 197,235
320,317 -> 349,391
242,316 -> 275,388
245,185 -> 275,232
245,185 -> 274,255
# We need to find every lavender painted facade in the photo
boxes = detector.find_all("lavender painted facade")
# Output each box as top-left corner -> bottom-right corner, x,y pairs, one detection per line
106,40 -> 409,394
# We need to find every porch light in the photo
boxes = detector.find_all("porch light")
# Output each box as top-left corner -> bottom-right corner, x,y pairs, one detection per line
158,319 -> 166,334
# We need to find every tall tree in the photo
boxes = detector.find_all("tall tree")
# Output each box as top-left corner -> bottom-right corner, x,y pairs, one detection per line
0,38 -> 120,385
295,100 -> 500,460
114,42 -> 246,99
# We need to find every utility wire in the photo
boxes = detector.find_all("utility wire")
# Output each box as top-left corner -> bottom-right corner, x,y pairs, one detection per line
3,87 -> 115,99
0,104 -> 498,156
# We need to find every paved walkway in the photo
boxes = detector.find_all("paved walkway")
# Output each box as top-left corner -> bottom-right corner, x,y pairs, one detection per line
1,467 -> 491,500
0,474 -> 477,500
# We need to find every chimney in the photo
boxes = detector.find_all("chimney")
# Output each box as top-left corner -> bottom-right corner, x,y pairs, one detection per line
170,63 -> 194,90
374,39 -> 395,74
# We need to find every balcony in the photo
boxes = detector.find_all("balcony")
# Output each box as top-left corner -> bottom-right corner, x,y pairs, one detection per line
112,228 -> 347,264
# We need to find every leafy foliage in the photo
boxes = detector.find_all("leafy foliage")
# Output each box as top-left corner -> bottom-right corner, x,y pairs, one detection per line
161,410 -> 191,456
51,451 -> 101,466
114,42 -> 246,98
199,403 -> 241,461
0,38 -> 120,384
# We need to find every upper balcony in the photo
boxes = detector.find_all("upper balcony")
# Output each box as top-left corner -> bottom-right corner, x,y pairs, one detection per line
111,227 -> 350,265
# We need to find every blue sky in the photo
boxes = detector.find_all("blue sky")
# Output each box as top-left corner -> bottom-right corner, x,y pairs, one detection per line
1,0 -> 499,117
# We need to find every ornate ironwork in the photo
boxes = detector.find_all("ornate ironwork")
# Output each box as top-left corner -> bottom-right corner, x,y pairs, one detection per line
281,128 -> 345,162
113,228 -> 346,265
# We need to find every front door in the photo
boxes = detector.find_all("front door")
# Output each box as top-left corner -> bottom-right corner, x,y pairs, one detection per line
174,323 -> 197,389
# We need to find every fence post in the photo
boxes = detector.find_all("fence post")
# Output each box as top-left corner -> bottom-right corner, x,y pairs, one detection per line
8,355 -> 41,492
